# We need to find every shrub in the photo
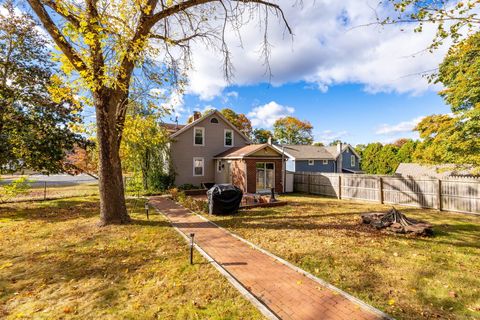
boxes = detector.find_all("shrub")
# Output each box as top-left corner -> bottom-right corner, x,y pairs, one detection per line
0,177 -> 31,203
178,183 -> 201,191
168,188 -> 208,214
147,172 -> 175,191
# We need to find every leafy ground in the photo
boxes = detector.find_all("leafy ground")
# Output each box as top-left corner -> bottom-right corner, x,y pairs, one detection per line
203,194 -> 480,320
0,197 -> 263,319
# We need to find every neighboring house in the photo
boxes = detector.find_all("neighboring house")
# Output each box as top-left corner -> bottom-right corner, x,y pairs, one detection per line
164,110 -> 287,193
273,143 -> 362,173
395,163 -> 477,179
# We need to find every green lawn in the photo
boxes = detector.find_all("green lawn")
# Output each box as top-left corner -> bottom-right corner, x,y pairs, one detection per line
0,197 -> 263,319
203,194 -> 480,320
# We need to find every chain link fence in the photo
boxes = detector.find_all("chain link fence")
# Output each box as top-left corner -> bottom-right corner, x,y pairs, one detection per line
0,174 -> 99,203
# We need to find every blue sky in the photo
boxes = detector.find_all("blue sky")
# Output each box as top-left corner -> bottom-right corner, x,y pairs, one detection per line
177,82 -> 449,146
160,0 -> 453,146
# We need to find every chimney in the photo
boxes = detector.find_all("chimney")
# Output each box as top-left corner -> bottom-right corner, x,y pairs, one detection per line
336,142 -> 343,154
267,136 -> 272,145
193,111 -> 201,121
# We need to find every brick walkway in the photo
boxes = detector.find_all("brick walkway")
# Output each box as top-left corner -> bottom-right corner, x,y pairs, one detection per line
149,197 -> 389,320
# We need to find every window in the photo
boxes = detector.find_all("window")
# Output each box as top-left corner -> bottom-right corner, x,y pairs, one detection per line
308,160 -> 314,166
217,160 -> 223,172
351,155 -> 355,167
323,159 -> 328,165
210,117 -> 219,123
193,127 -> 204,146
224,129 -> 234,147
193,157 -> 204,176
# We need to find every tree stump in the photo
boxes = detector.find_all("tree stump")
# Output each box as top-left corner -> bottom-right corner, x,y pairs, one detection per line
361,207 -> 433,236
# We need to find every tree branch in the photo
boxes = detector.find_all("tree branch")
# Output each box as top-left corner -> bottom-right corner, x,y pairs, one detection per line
27,0 -> 87,73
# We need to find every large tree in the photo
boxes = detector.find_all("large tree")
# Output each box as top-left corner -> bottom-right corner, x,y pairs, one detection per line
273,116 -> 313,145
26,0 -> 291,225
0,1 -> 83,173
252,128 -> 274,144
387,1 -> 480,172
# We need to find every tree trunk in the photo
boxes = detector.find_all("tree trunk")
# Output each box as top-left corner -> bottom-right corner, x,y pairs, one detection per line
95,92 -> 130,225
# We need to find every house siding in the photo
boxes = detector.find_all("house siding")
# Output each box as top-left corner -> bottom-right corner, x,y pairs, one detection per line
295,160 -> 335,172
341,148 -> 360,171
170,113 -> 249,187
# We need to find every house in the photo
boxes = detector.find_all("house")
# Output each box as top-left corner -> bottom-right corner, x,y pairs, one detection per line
395,163 -> 477,179
165,110 -> 288,193
273,143 -> 362,173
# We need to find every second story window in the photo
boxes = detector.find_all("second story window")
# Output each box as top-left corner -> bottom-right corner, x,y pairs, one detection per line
224,129 -> 233,147
194,127 -> 204,146
351,155 -> 355,167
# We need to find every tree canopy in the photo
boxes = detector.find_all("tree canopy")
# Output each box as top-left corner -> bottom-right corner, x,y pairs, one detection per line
0,1 -> 84,173
252,128 -> 274,144
273,116 -> 313,145
26,0 -> 291,225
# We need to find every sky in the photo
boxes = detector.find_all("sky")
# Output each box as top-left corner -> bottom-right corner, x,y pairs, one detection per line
161,0 -> 453,146
9,0 -> 454,146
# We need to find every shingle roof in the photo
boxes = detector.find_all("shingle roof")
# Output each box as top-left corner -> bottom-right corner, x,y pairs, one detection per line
161,123 -> 185,133
395,163 -> 477,178
280,145 -> 337,160
214,144 -> 282,159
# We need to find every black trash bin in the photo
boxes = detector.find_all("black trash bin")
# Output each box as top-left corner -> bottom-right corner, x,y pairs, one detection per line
207,184 -> 243,215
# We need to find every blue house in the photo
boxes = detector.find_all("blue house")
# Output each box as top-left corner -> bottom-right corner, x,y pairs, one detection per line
273,143 -> 362,173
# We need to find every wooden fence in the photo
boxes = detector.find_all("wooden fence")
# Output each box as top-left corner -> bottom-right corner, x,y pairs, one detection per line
293,172 -> 480,214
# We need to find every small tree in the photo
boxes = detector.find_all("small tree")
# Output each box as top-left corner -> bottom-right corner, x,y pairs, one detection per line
252,128 -> 274,144
273,116 -> 313,145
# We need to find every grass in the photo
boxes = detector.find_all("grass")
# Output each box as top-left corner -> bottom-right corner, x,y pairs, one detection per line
0,197 -> 264,319
203,193 -> 480,320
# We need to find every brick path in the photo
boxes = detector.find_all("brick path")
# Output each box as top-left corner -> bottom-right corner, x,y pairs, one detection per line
149,197 -> 389,320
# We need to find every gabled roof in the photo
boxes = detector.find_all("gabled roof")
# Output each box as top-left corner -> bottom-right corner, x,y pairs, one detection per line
214,144 -> 285,159
161,123 -> 185,133
272,144 -> 360,160
169,109 -> 251,143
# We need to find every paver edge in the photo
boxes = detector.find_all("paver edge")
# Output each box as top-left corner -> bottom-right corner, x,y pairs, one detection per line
150,198 -> 279,320
192,207 -> 396,320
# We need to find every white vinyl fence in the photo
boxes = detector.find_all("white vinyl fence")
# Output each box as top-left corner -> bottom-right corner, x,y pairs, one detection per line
293,172 -> 480,214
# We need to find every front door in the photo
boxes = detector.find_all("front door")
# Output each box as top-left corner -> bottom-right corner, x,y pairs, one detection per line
256,162 -> 274,192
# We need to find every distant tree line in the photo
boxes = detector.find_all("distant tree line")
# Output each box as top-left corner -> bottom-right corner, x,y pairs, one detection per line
355,139 -> 418,175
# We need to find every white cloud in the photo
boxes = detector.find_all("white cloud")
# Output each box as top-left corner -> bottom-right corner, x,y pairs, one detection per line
161,90 -> 185,117
316,130 -> 349,144
248,101 -> 295,128
376,116 -> 425,135
226,91 -> 239,98
183,0 -> 450,99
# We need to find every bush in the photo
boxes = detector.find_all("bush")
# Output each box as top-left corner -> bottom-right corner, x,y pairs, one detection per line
178,183 -> 201,191
168,188 -> 208,213
125,174 -> 143,196
0,177 -> 31,203
147,172 -> 175,191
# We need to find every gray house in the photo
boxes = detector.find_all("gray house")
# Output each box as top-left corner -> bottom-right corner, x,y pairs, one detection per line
273,143 -> 362,173
165,110 -> 287,193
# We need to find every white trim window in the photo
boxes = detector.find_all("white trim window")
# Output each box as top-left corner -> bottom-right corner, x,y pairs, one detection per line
193,127 -> 205,146
193,157 -> 204,176
224,129 -> 234,147
308,160 -> 314,166
323,159 -> 328,165
351,155 -> 356,167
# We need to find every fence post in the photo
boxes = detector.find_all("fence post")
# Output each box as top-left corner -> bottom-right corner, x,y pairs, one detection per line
308,174 -> 312,194
378,177 -> 384,204
437,179 -> 443,211
338,175 -> 342,199
43,181 -> 47,201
